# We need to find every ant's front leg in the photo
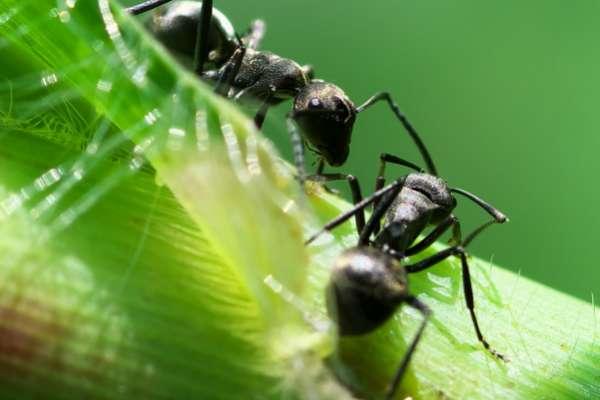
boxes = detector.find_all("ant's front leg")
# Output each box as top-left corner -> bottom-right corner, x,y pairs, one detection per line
357,93 -> 438,176
305,173 -> 365,232
305,159 -> 340,195
305,177 -> 406,245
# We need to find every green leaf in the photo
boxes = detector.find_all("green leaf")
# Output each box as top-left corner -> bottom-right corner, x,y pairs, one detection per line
0,1 -> 598,399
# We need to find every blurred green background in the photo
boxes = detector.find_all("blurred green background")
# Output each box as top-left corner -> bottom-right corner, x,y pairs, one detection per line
125,0 -> 600,302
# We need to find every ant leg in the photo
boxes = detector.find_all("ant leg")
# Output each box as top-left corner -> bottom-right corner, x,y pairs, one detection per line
201,69 -> 219,82
253,86 -> 275,131
242,20 -> 266,50
385,297 -> 431,400
214,46 -> 246,97
404,220 -> 505,360
372,175 -> 386,236
405,214 -> 459,256
378,153 -> 424,178
316,159 -> 325,175
312,159 -> 340,194
358,180 -> 405,246
405,220 -> 495,273
286,117 -> 307,186
373,153 -> 423,235
451,188 -> 508,223
450,219 -> 462,246
305,173 -> 365,232
254,98 -> 271,129
192,0 -> 213,75
456,249 -> 505,360
357,92 -> 438,176
305,177 -> 406,245
126,0 -> 173,15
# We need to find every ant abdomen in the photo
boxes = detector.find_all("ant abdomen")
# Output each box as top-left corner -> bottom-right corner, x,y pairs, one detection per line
147,1 -> 237,70
327,247 -> 409,335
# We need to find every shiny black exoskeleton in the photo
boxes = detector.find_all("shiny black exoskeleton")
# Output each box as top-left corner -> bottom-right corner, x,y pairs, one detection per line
127,0 -> 265,73
328,246 -> 413,336
127,0 -> 438,180
144,1 -> 238,71
307,156 -> 508,399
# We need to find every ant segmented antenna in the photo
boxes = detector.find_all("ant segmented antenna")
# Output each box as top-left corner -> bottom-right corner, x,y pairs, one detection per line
451,188 -> 508,222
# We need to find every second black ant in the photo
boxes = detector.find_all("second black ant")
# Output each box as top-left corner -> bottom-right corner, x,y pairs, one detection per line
306,154 -> 508,399
126,0 -> 438,181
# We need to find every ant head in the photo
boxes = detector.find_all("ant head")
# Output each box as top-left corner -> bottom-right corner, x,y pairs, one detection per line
405,173 -> 457,223
292,81 -> 357,166
327,247 -> 408,335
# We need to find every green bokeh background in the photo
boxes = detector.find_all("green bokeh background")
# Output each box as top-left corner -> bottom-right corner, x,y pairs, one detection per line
127,1 -> 600,301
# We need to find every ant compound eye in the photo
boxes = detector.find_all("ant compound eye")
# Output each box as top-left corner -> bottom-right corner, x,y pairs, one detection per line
309,98 -> 322,109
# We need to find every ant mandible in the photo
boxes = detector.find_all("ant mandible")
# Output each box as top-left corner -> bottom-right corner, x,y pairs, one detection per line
306,155 -> 508,398
126,0 -> 438,180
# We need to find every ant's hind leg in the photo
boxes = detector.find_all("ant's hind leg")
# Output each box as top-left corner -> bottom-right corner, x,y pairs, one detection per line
405,214 -> 460,256
456,250 -> 506,360
385,297 -> 431,400
126,0 -> 173,15
404,220 -> 506,361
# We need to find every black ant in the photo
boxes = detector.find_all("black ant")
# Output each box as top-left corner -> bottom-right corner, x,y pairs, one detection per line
126,0 -> 438,180
306,155 -> 508,399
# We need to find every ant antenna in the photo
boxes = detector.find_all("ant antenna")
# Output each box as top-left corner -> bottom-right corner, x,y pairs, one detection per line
450,188 -> 508,223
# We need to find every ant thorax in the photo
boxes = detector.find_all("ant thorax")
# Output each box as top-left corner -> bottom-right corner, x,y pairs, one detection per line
375,173 -> 456,252
231,49 -> 311,103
